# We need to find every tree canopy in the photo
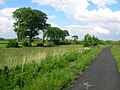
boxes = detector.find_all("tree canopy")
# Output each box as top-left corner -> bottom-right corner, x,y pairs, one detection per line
47,27 -> 69,42
13,7 -> 48,46
72,35 -> 79,40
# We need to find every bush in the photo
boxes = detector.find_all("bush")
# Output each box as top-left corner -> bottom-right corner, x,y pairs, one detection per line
6,39 -> 18,48
19,39 -> 29,47
64,52 -> 78,62
43,41 -> 55,47
58,40 -> 71,45
32,40 -> 43,47
82,34 -> 100,47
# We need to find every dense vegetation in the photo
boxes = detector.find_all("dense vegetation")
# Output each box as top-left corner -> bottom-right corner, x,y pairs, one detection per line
0,45 -> 105,90
82,34 -> 100,47
111,45 -> 120,72
0,45 -> 82,68
0,40 -> 9,48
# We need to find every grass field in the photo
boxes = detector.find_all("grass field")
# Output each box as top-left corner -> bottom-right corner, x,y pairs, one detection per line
0,45 -> 84,68
0,40 -> 8,48
111,45 -> 120,72
0,45 -> 105,90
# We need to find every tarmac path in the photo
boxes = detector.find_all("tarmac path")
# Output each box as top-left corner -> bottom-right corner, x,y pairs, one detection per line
64,47 -> 120,90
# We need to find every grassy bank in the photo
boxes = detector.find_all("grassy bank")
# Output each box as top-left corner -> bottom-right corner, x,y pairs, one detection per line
111,45 -> 120,72
0,45 -> 105,90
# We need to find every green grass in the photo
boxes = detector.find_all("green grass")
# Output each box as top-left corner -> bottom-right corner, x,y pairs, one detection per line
0,45 -> 83,68
0,40 -> 8,48
0,45 -> 105,90
111,45 -> 120,72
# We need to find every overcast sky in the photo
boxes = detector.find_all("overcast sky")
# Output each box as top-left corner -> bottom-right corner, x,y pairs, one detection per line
0,0 -> 120,40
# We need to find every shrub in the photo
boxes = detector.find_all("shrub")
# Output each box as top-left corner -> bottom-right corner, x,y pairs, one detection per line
82,34 -> 100,47
32,40 -> 43,47
43,41 -> 55,47
19,39 -> 29,47
64,52 -> 78,62
6,39 -> 18,48
58,40 -> 71,45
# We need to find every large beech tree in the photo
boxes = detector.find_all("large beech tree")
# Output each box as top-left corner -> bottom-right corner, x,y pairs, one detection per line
13,7 -> 48,46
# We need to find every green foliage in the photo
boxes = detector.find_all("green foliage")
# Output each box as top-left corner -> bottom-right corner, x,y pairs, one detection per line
6,39 -> 18,48
0,45 -> 82,68
43,41 -> 55,47
111,45 -> 120,72
32,40 -> 43,47
0,40 -> 9,48
57,40 -> 71,45
13,7 -> 48,46
82,34 -> 100,47
0,38 -> 5,40
47,27 -> 69,43
64,51 -> 79,62
0,45 -> 105,90
12,7 -> 71,46
72,35 -> 79,41
19,38 -> 29,47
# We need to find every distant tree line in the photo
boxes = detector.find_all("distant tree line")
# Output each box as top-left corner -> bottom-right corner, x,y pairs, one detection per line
4,7 -> 105,48
0,38 -> 5,40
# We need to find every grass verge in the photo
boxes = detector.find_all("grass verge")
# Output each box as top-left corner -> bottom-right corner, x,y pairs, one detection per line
0,45 -> 105,90
111,45 -> 120,72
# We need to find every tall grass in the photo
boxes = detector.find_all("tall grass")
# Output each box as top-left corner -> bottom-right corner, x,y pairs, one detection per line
111,45 -> 120,72
0,45 -> 83,68
0,45 -> 105,90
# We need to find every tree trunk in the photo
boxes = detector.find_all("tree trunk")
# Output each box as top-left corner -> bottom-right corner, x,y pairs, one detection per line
42,30 -> 46,43
46,34 -> 48,42
42,34 -> 45,43
29,30 -> 32,47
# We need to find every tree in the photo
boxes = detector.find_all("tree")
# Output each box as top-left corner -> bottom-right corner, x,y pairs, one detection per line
13,7 -> 48,46
72,35 -> 79,40
47,27 -> 61,41
46,27 -> 69,42
61,30 -> 69,41
14,26 -> 26,41
83,34 -> 100,47
41,23 -> 51,43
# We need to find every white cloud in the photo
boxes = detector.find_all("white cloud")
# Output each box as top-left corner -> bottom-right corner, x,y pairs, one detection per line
32,0 -> 89,17
0,8 -> 17,38
48,22 -> 60,28
65,24 -> 111,40
32,0 -> 120,40
90,0 -> 117,8
48,14 -> 56,19
31,0 -> 120,22
93,26 -> 110,35
0,0 -> 4,5
66,24 -> 109,35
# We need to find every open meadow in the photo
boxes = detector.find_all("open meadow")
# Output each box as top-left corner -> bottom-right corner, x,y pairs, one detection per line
0,45 -> 105,90
0,45 -> 84,68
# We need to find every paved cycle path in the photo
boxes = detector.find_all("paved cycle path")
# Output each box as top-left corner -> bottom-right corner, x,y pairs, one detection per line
64,47 -> 120,90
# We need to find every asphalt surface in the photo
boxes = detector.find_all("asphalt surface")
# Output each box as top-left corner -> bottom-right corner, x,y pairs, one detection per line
64,47 -> 120,90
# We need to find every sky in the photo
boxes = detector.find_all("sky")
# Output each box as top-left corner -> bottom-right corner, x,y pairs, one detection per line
0,0 -> 120,40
